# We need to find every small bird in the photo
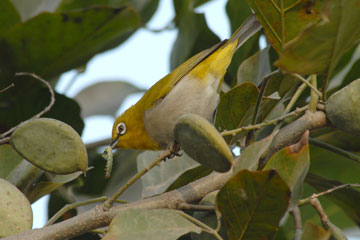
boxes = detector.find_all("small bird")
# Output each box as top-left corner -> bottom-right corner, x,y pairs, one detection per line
108,14 -> 261,152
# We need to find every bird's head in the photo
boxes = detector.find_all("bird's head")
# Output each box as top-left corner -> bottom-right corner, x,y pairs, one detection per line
109,106 -> 159,150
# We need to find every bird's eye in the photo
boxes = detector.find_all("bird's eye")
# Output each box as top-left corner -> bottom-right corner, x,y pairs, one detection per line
116,122 -> 126,135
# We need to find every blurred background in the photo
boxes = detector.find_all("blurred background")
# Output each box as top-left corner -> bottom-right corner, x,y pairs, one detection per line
1,0 -> 359,239
33,0 -> 230,228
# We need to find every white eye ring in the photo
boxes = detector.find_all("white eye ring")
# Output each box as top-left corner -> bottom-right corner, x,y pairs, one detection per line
116,122 -> 126,135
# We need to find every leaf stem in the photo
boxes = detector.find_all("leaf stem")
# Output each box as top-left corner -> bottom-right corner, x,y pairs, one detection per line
252,77 -> 269,125
46,197 -> 108,226
0,137 -> 10,145
309,74 -> 319,112
273,78 -> 309,132
270,0 -> 281,12
221,106 -> 308,137
178,211 -> 223,240
309,198 -> 347,239
0,73 -> 55,138
292,73 -> 323,97
247,77 -> 270,145
284,0 -> 302,12
103,150 -> 171,210
0,83 -> 14,94
280,0 -> 285,45
284,79 -> 309,114
298,183 -> 360,206
309,138 -> 360,164
253,1 -> 282,44
177,203 -> 215,212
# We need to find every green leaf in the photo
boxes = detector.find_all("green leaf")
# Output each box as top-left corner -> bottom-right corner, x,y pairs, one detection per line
74,81 -> 143,118
9,0 -> 61,21
304,140 -> 360,229
225,0 -> 259,86
336,49 -> 359,93
312,128 -> 360,152
0,82 -> 84,135
0,0 -> 21,33
328,44 -> 360,93
166,165 -> 212,192
10,118 -> 88,174
264,71 -> 297,98
192,191 -> 228,240
248,0 -> 324,54
0,6 -> 140,79
44,92 -> 84,135
306,173 -> 360,226
170,7 -> 220,70
301,221 -> 331,240
226,0 -> 252,33
274,181 -> 355,239
216,83 -> 258,133
26,171 -> 83,203
264,133 -> 310,208
237,46 -> 271,85
56,0 -> 159,24
174,114 -> 233,173
217,169 -> 290,240
103,209 -> 202,240
234,131 -> 277,172
275,0 -> 360,80
309,144 -> 360,188
6,159 -> 43,194
0,144 -> 22,178
215,82 -> 278,145
137,151 -> 199,197
302,183 -> 356,230
326,79 -> 360,136
339,57 -> 360,89
0,178 -> 32,237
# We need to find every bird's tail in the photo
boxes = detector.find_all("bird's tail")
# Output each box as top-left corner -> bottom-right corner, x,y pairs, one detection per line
228,14 -> 262,50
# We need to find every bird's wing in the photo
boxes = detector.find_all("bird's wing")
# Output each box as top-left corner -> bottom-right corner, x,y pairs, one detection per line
137,14 -> 261,112
137,40 -> 226,111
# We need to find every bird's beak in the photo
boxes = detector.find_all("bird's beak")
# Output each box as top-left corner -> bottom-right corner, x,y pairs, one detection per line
109,133 -> 121,150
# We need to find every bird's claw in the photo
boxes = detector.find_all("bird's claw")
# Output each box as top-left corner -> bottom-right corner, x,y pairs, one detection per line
167,141 -> 181,159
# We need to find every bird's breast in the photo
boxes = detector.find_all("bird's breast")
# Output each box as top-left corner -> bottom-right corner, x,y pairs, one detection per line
143,73 -> 220,149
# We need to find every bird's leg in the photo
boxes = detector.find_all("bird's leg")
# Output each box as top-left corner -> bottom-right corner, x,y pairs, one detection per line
167,141 -> 182,159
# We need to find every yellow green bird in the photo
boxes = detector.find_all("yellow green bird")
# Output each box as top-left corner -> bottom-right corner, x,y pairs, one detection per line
109,14 -> 261,151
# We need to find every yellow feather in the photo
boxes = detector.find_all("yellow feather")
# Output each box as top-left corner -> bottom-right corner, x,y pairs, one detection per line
111,14 -> 261,150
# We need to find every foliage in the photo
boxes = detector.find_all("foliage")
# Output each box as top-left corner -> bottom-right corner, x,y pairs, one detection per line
0,0 -> 360,239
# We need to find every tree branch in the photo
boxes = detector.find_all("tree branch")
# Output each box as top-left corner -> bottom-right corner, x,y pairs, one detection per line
3,101 -> 328,240
290,206 -> 302,240
221,106 -> 308,137
310,198 -> 330,229
103,150 -> 172,209
177,203 -> 215,212
3,171 -> 232,240
260,110 -> 327,168
298,183 -> 360,206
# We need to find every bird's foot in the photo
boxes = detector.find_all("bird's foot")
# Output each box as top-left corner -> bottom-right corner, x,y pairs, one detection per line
167,141 -> 182,159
